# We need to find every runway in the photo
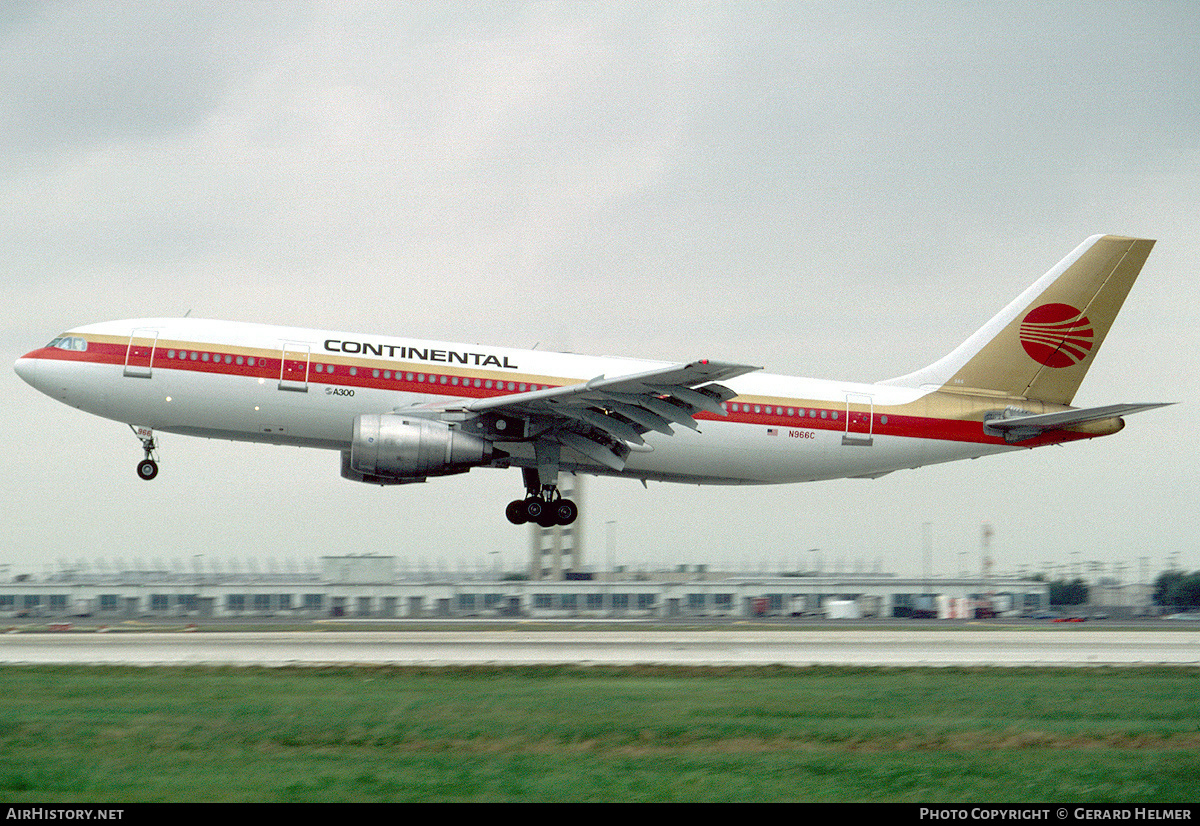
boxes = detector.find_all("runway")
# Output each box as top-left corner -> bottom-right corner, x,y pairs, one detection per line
1,628 -> 1197,667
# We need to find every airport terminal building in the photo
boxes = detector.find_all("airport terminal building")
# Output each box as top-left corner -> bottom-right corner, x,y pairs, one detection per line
2,556 -> 1053,621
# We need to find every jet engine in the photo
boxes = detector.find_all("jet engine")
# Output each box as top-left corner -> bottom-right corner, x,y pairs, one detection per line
343,414 -> 501,485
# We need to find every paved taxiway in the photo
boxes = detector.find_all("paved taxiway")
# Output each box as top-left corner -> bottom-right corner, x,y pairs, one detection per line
1,629 -> 1197,666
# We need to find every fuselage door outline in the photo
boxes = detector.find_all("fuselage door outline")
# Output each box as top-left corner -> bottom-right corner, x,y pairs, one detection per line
279,342 -> 311,392
842,392 -> 874,447
123,328 -> 159,379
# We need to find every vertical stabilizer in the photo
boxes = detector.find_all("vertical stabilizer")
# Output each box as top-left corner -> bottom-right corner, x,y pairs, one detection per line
881,235 -> 1155,404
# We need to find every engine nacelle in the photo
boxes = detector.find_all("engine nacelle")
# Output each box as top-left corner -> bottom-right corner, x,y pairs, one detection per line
340,451 -> 426,485
346,414 -> 499,483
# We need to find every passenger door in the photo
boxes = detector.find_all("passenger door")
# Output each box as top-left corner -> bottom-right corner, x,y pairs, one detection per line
278,342 -> 310,392
842,392 -> 874,446
123,328 -> 159,378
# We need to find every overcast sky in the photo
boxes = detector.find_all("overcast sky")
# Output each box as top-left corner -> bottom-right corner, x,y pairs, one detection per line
3,2 -> 1197,582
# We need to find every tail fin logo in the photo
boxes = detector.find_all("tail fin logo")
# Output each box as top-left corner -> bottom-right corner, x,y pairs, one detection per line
1019,303 -> 1095,368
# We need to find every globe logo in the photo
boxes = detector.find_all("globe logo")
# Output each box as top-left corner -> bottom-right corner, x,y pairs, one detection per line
1019,303 -> 1094,368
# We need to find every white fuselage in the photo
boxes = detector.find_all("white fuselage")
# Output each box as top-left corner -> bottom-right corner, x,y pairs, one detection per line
15,317 -> 1036,487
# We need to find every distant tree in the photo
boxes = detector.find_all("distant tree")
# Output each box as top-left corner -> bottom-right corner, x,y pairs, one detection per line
1173,576 -> 1200,607
1153,571 -> 1183,605
1154,570 -> 1200,608
1049,578 -> 1088,606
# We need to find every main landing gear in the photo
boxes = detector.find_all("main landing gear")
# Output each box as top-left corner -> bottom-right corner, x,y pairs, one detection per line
506,493 -> 578,527
131,425 -> 159,481
506,463 -> 578,527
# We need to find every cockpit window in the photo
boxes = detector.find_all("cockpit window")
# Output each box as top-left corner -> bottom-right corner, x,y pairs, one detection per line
47,336 -> 88,352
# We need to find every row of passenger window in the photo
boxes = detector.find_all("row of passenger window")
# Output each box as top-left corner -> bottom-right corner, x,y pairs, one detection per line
166,349 -> 259,367
727,402 -> 840,420
312,362 -> 548,392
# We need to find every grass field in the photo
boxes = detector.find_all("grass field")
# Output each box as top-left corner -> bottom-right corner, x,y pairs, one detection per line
1,665 -> 1196,802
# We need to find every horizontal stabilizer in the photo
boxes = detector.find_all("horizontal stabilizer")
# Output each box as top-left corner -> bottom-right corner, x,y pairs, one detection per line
984,402 -> 1172,442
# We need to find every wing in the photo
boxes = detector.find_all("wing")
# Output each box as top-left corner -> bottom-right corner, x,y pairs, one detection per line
426,359 -> 760,471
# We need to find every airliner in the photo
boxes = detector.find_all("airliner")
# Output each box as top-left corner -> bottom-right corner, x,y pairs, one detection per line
14,234 -> 1168,527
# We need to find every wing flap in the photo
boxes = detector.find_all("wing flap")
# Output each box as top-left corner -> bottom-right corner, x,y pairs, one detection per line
646,384 -> 729,416
599,399 -> 675,436
556,430 -> 629,471
603,392 -> 702,431
567,408 -> 646,445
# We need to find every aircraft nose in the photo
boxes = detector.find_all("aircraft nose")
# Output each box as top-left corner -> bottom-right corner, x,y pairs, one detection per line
13,355 -> 40,387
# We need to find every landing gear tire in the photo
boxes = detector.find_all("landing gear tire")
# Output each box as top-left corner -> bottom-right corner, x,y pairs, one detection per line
552,499 -> 578,526
505,500 -> 529,525
523,499 -> 547,522
137,459 -> 159,481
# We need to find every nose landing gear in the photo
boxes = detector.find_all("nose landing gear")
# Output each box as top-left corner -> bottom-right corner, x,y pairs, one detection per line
130,425 -> 159,480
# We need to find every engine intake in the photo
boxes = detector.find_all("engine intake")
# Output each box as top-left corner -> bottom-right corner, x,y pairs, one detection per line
345,414 -> 501,484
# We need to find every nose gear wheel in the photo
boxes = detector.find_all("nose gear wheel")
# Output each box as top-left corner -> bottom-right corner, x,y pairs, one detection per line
130,425 -> 160,481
